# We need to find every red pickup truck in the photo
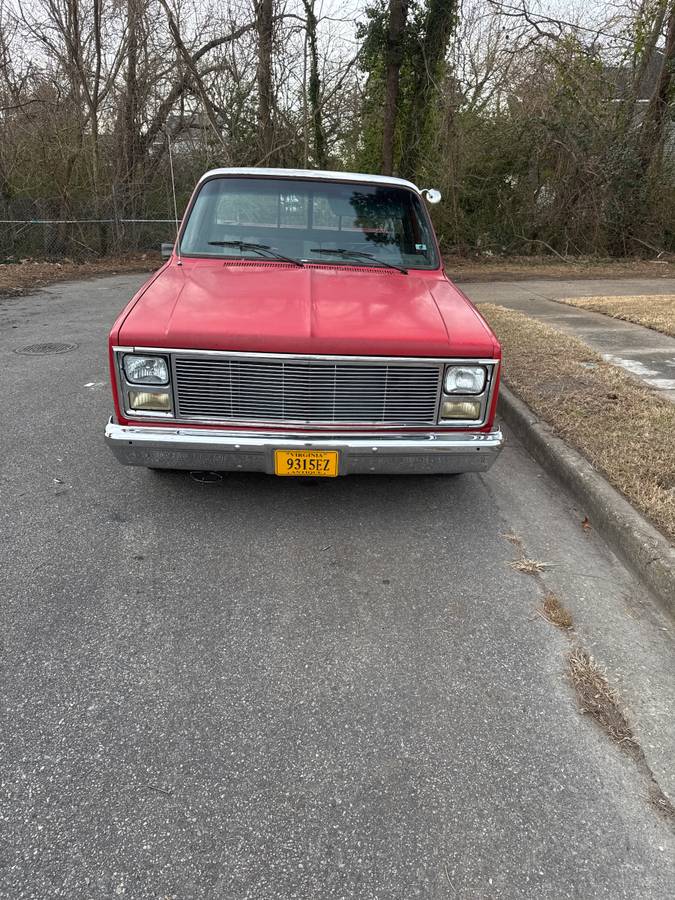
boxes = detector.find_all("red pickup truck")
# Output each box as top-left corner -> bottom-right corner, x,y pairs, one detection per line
105,168 -> 503,477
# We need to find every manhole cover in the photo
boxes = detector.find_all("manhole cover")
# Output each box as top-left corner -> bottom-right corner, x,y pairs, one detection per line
14,342 -> 78,356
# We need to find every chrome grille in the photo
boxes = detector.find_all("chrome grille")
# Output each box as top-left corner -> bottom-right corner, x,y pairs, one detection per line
173,355 -> 442,425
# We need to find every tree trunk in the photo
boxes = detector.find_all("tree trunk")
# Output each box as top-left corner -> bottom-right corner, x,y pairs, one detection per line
122,0 -> 139,218
638,1 -> 675,171
255,0 -> 275,163
399,0 -> 457,182
382,0 -> 408,176
302,1 -> 327,168
632,1 -> 668,101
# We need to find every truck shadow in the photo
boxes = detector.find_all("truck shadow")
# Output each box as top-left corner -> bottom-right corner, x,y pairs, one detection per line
140,467 -> 485,521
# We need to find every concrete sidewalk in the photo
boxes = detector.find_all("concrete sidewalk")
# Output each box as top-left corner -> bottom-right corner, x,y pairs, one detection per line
459,278 -> 675,404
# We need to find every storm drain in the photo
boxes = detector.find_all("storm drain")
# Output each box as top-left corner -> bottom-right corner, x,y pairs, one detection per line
14,342 -> 78,355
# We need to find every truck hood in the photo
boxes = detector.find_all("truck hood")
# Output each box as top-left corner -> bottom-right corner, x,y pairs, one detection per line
117,261 -> 497,358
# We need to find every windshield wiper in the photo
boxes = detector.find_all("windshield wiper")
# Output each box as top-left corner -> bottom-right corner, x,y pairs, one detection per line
309,247 -> 408,274
208,240 -> 304,267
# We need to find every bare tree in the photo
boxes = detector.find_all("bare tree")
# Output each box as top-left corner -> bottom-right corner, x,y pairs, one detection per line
138,8 -> 261,162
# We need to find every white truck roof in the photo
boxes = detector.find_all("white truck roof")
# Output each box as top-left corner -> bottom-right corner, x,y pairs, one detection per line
198,167 -> 422,194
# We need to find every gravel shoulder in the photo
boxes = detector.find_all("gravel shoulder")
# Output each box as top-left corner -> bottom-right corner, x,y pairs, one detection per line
0,256 -> 156,298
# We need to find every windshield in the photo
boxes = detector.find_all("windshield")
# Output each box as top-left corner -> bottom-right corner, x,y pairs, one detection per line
179,177 -> 439,270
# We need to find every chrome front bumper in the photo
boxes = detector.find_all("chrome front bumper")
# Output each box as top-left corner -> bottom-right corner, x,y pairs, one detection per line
104,419 -> 504,475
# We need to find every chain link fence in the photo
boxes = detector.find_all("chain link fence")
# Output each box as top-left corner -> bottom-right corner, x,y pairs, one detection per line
0,201 -> 178,262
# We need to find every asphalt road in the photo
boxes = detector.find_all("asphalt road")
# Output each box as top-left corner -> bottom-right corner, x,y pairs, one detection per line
1,274 -> 674,899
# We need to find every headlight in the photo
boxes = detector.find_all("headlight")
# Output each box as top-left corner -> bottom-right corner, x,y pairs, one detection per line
440,400 -> 481,420
128,390 -> 171,411
444,365 -> 486,395
123,354 -> 169,385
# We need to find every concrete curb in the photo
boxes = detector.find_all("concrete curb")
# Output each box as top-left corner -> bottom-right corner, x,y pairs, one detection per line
498,386 -> 675,617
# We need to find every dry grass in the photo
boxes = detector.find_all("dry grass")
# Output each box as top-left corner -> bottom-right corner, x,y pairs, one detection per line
568,646 -> 675,820
0,255 -> 156,297
480,304 -> 675,543
510,558 -> 549,575
542,592 -> 573,629
568,647 -> 635,748
446,255 -> 675,283
559,294 -> 675,338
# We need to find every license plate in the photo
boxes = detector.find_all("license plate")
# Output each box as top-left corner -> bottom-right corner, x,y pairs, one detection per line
274,449 -> 338,477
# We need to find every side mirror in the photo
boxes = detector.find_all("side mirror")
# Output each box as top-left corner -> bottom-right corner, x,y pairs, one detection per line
421,188 -> 442,204
161,242 -> 174,260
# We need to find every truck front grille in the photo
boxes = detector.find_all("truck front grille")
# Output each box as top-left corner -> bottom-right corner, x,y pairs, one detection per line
173,354 -> 442,425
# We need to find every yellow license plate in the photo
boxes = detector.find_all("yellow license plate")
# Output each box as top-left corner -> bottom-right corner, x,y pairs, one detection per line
274,449 -> 338,477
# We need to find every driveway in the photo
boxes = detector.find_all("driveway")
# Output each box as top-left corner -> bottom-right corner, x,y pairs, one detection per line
1,274 -> 674,898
